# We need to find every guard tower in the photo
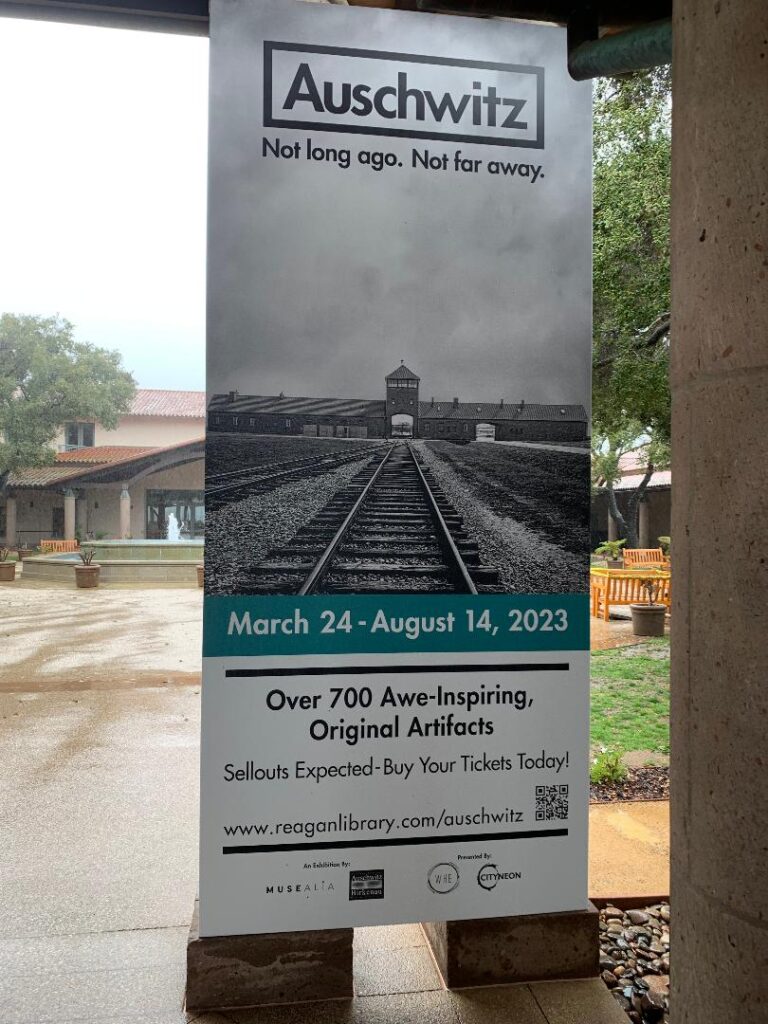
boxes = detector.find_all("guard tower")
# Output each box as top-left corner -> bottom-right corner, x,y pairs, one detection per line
385,362 -> 420,438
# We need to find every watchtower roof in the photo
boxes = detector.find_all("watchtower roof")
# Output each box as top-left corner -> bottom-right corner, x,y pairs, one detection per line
386,362 -> 420,381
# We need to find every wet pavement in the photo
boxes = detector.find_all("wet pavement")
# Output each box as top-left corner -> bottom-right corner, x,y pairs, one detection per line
0,586 -> 656,1023
590,615 -> 640,651
0,587 -> 202,691
0,685 -> 629,1024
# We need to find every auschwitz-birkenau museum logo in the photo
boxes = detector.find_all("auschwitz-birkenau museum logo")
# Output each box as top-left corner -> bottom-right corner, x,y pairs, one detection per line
349,869 -> 385,901
264,42 -> 544,149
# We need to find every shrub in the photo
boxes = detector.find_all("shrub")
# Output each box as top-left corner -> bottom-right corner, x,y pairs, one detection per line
595,539 -> 626,560
590,748 -> 628,785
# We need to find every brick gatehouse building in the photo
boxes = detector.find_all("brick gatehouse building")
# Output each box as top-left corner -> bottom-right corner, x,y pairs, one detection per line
207,364 -> 588,443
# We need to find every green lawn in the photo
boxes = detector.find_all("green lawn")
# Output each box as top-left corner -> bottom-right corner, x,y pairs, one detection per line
591,638 -> 670,755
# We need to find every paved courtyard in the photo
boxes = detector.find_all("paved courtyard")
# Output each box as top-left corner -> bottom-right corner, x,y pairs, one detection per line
0,585 -> 665,1022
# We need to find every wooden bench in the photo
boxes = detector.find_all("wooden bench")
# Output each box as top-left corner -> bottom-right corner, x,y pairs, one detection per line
591,570 -> 671,621
39,539 -> 80,553
623,548 -> 669,569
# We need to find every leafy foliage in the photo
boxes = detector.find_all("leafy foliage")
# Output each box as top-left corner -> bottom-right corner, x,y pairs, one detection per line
589,748 -> 628,786
594,538 -> 626,560
592,71 -> 672,542
0,314 -> 136,473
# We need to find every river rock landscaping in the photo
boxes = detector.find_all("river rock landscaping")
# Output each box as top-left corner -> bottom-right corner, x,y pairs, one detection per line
600,903 -> 670,1024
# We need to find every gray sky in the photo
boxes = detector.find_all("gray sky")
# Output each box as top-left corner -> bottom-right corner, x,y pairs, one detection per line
208,0 -> 592,408
0,19 -> 207,390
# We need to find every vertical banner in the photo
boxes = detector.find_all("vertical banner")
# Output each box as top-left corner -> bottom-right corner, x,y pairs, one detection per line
201,0 -> 591,937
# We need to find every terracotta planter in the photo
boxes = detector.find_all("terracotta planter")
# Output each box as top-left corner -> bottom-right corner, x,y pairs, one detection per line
75,563 -> 101,589
16,548 -> 33,561
630,603 -> 666,637
196,563 -> 204,588
0,561 -> 16,582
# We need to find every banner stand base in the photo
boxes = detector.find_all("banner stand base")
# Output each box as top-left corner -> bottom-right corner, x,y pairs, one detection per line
185,901 -> 353,1012
422,904 -> 599,988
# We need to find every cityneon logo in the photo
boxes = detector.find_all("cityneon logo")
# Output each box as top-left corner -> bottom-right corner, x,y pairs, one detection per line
263,42 -> 544,149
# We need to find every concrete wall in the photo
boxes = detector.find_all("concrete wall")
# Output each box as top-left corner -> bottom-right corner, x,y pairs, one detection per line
671,2 -> 768,1020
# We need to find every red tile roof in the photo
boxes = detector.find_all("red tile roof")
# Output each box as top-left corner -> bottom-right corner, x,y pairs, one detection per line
5,438 -> 204,489
129,389 -> 206,418
56,446 -> 155,463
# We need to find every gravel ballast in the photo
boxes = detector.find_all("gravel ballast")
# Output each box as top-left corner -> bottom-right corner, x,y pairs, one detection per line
205,456 -> 372,594
417,441 -> 587,592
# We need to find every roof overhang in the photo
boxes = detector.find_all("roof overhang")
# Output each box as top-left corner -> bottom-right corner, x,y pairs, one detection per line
0,0 -> 671,40
2,438 -> 205,493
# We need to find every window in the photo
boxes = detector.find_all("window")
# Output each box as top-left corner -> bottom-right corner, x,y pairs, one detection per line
62,422 -> 95,450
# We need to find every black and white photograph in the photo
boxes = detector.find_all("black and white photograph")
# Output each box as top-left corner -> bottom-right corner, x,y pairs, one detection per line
205,1 -> 592,598
205,360 -> 590,596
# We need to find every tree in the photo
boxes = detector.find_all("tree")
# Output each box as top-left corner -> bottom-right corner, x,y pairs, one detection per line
0,314 -> 136,473
592,70 -> 672,545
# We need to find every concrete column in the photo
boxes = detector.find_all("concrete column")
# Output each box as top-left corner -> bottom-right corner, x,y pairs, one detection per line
607,509 -> 618,542
5,495 -> 16,547
76,494 -> 88,539
638,498 -> 650,548
671,3 -> 768,1021
63,489 -> 76,542
119,489 -> 131,539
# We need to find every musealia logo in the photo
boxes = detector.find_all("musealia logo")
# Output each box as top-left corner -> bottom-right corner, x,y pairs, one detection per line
263,42 -> 544,149
265,879 -> 336,897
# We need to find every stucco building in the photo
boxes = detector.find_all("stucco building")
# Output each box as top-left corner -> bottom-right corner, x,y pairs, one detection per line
1,389 -> 205,546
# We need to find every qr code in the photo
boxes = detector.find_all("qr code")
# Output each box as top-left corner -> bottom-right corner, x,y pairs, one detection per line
535,784 -> 569,821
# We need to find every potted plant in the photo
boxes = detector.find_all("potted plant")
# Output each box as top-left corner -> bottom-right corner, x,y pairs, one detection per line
594,538 -> 626,569
196,562 -> 204,588
15,545 -> 34,561
658,535 -> 671,564
0,549 -> 16,582
630,579 -> 666,637
74,547 -> 101,589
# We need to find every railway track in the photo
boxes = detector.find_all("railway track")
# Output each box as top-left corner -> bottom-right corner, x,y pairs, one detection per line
244,443 -> 501,594
206,443 -> 389,508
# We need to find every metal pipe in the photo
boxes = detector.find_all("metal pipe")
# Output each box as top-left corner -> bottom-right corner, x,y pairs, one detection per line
568,19 -> 671,80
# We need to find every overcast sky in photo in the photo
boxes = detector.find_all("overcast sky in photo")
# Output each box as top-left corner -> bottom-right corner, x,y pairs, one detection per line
0,19 -> 208,390
207,0 -> 592,409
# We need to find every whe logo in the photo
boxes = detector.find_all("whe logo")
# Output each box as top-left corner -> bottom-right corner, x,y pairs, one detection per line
264,42 -> 544,149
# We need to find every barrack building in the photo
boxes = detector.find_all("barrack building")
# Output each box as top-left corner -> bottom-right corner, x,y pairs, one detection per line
208,364 -> 589,444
